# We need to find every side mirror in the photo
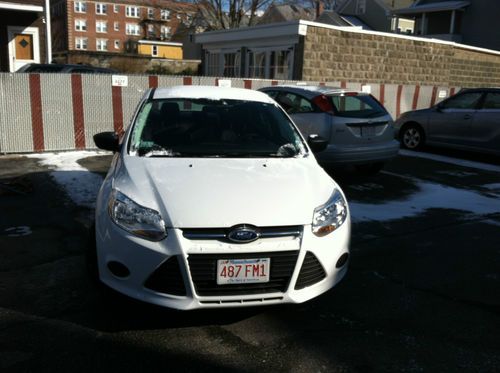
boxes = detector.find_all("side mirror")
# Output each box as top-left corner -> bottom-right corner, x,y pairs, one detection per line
307,134 -> 328,153
93,132 -> 120,152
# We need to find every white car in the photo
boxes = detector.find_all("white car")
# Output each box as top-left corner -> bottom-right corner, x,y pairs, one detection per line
91,86 -> 350,310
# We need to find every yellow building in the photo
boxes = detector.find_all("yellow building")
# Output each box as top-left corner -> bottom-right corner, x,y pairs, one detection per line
138,40 -> 183,60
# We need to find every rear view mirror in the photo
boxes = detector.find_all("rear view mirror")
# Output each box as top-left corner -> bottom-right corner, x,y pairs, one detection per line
307,134 -> 328,153
94,132 -> 120,152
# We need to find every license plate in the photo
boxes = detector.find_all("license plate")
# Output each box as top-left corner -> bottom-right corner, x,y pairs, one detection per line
217,258 -> 270,285
361,126 -> 376,137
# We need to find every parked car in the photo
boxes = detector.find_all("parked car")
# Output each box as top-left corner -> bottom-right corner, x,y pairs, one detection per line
259,85 -> 400,174
16,63 -> 118,74
395,88 -> 500,155
91,86 -> 350,310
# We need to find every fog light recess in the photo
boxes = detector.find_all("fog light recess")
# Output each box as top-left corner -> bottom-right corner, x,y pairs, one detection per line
336,253 -> 349,268
107,261 -> 130,278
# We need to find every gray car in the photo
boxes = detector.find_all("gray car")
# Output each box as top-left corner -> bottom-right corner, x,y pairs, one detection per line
395,88 -> 500,155
259,85 -> 399,173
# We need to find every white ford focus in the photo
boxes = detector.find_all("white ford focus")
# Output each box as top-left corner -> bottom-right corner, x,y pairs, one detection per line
92,86 -> 350,310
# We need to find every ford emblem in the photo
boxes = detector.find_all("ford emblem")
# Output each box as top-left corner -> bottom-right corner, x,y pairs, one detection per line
227,225 -> 260,243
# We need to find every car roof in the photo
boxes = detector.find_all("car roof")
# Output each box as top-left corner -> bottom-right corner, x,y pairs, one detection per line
153,86 -> 276,104
259,85 -> 365,98
458,87 -> 500,93
18,63 -> 117,73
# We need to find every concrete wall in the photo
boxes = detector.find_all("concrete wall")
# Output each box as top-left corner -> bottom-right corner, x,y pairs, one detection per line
53,50 -> 200,74
0,72 -> 457,153
302,24 -> 500,87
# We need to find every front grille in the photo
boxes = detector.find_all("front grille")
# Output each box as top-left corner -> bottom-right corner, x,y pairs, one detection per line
144,256 -> 186,296
182,225 -> 302,242
295,252 -> 326,290
188,251 -> 299,296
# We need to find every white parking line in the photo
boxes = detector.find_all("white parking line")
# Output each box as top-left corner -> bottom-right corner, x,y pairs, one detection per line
399,149 -> 500,173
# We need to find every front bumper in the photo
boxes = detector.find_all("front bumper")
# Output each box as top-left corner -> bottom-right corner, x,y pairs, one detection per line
316,140 -> 400,165
95,213 -> 350,310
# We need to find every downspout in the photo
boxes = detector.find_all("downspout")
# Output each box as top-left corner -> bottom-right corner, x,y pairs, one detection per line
45,0 -> 52,63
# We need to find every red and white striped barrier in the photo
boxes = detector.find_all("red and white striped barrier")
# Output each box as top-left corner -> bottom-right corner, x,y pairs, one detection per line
0,73 -> 459,153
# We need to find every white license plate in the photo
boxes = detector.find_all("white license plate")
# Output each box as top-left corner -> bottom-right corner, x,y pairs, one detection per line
362,126 -> 376,137
217,258 -> 270,285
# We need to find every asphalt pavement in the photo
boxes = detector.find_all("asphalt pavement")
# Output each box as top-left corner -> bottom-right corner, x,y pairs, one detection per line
0,148 -> 499,372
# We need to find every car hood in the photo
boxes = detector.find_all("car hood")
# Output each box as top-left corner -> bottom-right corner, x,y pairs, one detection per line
112,156 -> 337,228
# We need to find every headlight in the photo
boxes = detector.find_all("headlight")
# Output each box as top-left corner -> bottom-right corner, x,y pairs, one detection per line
312,189 -> 348,237
108,190 -> 167,241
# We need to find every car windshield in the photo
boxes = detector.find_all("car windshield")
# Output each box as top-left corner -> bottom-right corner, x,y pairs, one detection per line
129,98 -> 308,158
329,94 -> 387,118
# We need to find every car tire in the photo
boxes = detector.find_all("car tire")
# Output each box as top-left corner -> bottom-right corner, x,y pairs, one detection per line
355,162 -> 384,175
401,123 -> 425,150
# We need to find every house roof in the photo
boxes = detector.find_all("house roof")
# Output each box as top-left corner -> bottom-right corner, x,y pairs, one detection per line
0,1 -> 43,12
380,0 -> 416,10
258,4 -> 316,25
316,11 -> 351,27
340,15 -> 373,29
392,1 -> 470,15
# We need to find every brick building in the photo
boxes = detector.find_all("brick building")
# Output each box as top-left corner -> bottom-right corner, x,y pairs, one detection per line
50,0 -> 197,61
0,0 -> 52,72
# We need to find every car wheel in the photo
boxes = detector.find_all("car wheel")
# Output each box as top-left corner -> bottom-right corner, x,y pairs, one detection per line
401,124 -> 425,150
355,162 -> 384,175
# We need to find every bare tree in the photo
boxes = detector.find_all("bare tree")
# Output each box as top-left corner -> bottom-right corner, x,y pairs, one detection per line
199,0 -> 276,29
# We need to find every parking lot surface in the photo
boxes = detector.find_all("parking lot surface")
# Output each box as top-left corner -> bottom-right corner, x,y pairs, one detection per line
0,149 -> 499,372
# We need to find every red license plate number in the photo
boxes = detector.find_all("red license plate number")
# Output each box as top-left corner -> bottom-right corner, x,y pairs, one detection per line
217,258 -> 270,285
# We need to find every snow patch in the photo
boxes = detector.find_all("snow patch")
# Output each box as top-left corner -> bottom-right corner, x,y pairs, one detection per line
26,151 -> 108,209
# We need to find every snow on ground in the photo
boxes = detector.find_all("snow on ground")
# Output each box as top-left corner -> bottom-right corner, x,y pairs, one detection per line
26,151 -> 108,209
350,178 -> 500,222
399,149 -> 500,173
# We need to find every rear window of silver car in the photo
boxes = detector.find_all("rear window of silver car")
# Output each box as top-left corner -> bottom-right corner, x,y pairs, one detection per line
329,94 -> 387,118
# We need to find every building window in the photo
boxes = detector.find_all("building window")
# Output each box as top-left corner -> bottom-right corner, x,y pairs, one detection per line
355,0 -> 366,15
126,23 -> 141,36
205,52 -> 221,76
114,40 -> 120,49
96,39 -> 108,51
75,37 -> 88,50
114,22 -> 119,31
248,51 -> 266,78
75,19 -> 87,31
74,1 -> 86,13
126,6 -> 140,18
152,45 -> 158,57
245,48 -> 293,79
114,4 -> 119,13
269,50 -> 292,80
160,25 -> 171,39
96,21 -> 107,33
223,52 -> 240,77
96,3 -> 107,15
161,9 -> 170,20
148,24 -> 155,37
148,8 -> 154,19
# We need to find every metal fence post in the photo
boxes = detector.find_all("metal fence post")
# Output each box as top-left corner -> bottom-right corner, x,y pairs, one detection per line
0,74 -> 8,154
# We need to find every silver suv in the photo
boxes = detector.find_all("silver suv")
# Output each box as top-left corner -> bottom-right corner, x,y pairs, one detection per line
259,85 -> 399,173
